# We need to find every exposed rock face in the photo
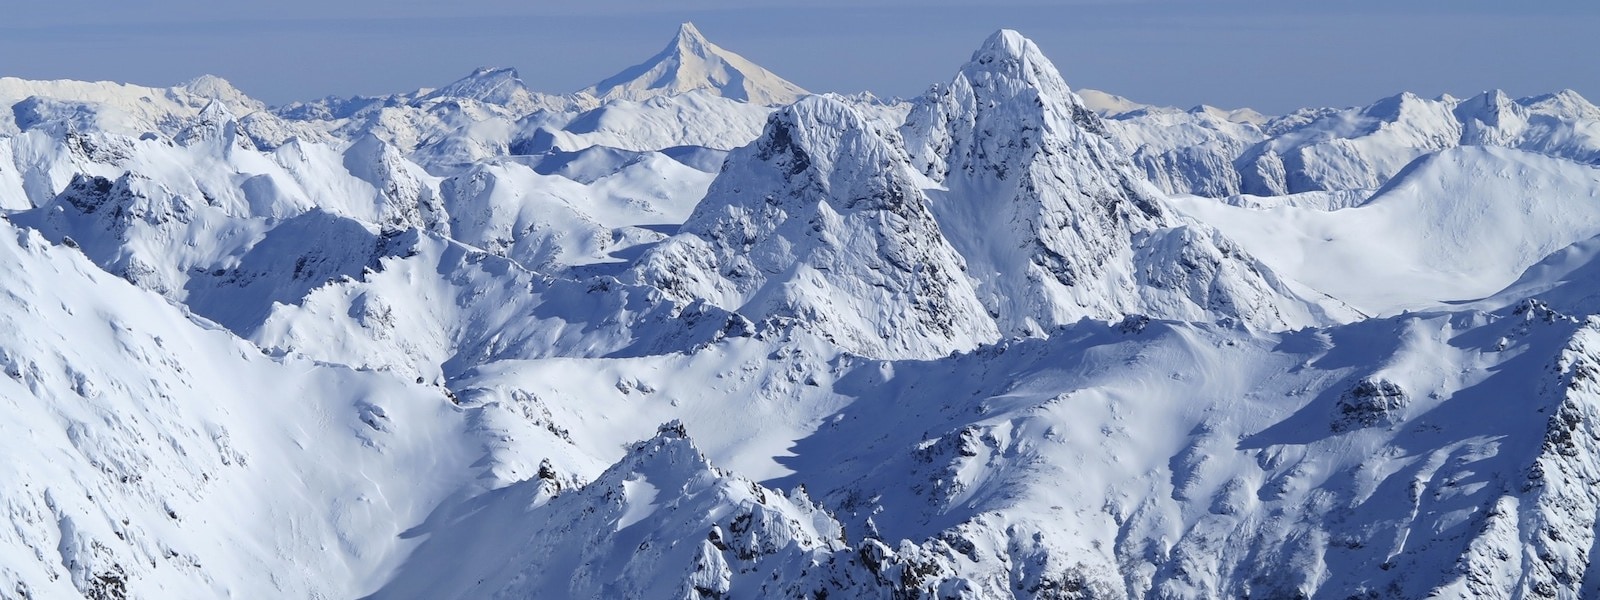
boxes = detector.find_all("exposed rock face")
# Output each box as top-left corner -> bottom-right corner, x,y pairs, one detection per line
1332,378 -> 1409,432
1518,320 -> 1600,599
342,134 -> 448,234
20,172 -> 195,294
368,422 -> 854,599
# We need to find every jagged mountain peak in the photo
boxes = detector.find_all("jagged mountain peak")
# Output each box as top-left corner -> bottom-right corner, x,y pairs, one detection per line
580,22 -> 808,105
608,420 -> 713,480
341,133 -> 448,234
630,93 -> 999,359
749,94 -> 901,196
675,93 -> 924,238
904,28 -> 1114,184
195,98 -> 235,120
1454,89 -> 1526,145
1214,82 -> 1600,199
959,28 -> 1074,97
174,99 -> 254,150
897,29 -> 1341,334
1455,88 -> 1520,118
971,28 -> 1036,63
675,94 -> 909,230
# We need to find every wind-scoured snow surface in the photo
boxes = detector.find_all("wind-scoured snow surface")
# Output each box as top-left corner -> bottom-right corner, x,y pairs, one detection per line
3,22 -> 1600,600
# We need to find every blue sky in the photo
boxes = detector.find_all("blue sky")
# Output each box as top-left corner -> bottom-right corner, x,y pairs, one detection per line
1,1 -> 1593,113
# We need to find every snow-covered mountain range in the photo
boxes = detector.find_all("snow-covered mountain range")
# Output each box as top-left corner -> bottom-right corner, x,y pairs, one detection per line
4,21 -> 1600,599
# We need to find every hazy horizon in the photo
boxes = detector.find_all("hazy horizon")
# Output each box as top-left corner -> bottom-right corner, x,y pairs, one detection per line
1,0 -> 1593,114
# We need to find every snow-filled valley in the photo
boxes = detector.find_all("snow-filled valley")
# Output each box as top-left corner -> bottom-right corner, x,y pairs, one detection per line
4,21 -> 1600,599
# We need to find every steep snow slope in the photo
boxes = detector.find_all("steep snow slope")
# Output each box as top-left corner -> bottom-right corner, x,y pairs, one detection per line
0,219 -> 476,599
1076,88 -> 1151,119
780,307 -> 1600,598
1173,146 -> 1600,315
581,22 -> 808,105
371,422 -> 852,599
1473,235 -> 1600,316
360,302 -> 1600,598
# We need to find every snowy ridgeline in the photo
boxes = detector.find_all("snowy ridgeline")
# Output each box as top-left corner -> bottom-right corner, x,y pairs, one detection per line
3,21 -> 1600,600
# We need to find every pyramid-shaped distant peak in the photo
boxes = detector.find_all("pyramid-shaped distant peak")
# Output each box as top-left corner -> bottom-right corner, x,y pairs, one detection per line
671,22 -> 711,51
580,22 -> 808,106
